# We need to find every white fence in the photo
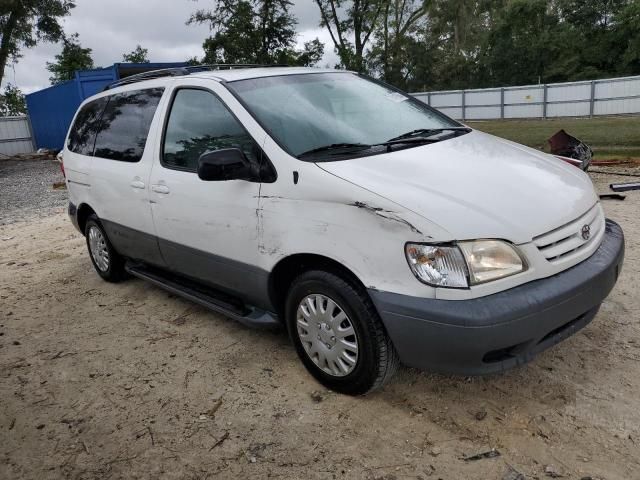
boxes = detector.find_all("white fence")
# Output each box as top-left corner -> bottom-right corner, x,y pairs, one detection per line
0,116 -> 34,156
412,75 -> 640,120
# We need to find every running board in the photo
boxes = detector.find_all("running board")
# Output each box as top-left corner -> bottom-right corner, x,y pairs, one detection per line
125,262 -> 280,329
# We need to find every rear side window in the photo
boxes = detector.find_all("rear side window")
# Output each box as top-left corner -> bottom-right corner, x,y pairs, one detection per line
93,88 -> 164,162
162,88 -> 260,172
68,98 -> 108,155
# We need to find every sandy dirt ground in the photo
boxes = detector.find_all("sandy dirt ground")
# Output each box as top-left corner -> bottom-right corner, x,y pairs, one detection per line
1,167 -> 639,480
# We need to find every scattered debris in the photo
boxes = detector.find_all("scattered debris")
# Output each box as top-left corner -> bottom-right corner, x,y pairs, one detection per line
310,391 -> 324,403
548,129 -> 593,171
37,148 -> 58,156
36,424 -> 45,430
610,181 -> 640,192
591,159 -> 635,166
10,150 -> 58,161
591,168 -> 640,177
462,448 -> 501,462
209,431 -> 229,451
205,398 -> 223,417
600,193 -> 626,201
183,370 -> 196,389
2,236 -> 14,241
503,465 -> 525,480
50,351 -> 77,360
474,408 -> 487,421
429,446 -> 442,457
52,181 -> 67,190
423,464 -> 436,477
172,308 -> 194,325
105,454 -> 138,465
545,464 -> 563,478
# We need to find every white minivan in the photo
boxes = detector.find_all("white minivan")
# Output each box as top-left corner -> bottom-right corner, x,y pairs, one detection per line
63,66 -> 624,395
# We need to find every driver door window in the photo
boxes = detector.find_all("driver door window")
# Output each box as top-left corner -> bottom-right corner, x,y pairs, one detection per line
162,88 -> 260,172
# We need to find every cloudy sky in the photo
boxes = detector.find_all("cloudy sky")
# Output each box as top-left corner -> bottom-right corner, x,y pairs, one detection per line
1,1 -> 339,93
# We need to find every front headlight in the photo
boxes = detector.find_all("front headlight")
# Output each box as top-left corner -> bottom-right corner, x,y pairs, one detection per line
405,240 -> 526,288
459,240 -> 527,285
405,244 -> 469,288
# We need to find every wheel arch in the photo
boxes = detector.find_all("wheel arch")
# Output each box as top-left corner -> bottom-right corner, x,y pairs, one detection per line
268,253 -> 369,317
76,203 -> 97,235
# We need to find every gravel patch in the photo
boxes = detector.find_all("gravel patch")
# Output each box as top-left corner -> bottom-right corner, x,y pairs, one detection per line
0,158 -> 67,226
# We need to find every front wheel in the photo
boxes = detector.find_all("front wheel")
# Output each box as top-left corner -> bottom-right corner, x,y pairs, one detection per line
285,270 -> 399,395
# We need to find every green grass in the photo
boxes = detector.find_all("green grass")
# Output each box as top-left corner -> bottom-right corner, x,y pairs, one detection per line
467,116 -> 640,161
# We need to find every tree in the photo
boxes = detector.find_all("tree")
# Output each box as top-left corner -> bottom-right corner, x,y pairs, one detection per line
0,83 -> 26,116
122,44 -> 149,63
419,0 -> 500,90
552,0 -> 633,80
617,0 -> 640,74
479,0 -> 558,86
46,33 -> 94,84
0,0 -> 75,86
189,0 -> 322,66
367,0 -> 429,89
314,0 -> 386,72
290,38 -> 325,67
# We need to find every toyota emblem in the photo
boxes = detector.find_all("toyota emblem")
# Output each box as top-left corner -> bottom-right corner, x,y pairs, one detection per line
581,224 -> 591,240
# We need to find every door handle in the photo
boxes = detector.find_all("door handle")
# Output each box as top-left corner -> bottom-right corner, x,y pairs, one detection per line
130,179 -> 146,189
151,184 -> 170,194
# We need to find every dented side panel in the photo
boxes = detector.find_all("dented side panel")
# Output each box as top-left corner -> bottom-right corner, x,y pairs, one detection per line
254,137 -> 452,298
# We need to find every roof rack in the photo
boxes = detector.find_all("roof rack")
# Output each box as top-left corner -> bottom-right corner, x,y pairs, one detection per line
104,64 -> 288,90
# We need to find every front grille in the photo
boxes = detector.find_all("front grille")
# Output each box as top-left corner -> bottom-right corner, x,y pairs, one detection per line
533,204 -> 604,263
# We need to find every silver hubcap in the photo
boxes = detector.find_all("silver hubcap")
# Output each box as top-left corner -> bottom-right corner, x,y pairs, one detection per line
88,226 -> 110,272
296,294 -> 359,377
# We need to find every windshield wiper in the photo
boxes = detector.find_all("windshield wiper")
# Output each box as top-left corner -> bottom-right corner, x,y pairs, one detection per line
385,127 -> 471,143
295,128 -> 472,159
296,143 -> 371,158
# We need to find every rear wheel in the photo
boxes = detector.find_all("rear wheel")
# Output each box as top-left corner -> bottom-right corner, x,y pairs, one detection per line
85,214 -> 126,282
285,270 -> 399,395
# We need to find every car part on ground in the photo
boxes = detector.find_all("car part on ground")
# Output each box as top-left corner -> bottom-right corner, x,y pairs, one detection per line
549,129 -> 593,171
610,182 -> 640,192
599,193 -> 626,201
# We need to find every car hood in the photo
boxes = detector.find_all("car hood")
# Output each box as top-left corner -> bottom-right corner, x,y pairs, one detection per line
317,130 -> 598,244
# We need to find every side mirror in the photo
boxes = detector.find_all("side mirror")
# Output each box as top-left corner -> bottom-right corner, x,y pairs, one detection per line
197,148 -> 255,181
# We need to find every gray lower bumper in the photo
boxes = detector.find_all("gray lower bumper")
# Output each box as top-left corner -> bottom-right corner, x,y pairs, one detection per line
369,219 -> 625,375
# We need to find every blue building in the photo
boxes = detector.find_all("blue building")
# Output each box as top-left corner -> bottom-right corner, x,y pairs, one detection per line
26,62 -> 187,150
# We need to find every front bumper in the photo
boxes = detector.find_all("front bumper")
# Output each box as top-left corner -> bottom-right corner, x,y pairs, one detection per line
369,219 -> 625,375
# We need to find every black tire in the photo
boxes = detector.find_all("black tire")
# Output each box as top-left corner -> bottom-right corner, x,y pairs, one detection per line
285,270 -> 399,395
84,214 -> 127,283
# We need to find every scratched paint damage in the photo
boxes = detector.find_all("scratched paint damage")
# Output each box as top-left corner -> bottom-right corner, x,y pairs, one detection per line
349,201 -> 424,235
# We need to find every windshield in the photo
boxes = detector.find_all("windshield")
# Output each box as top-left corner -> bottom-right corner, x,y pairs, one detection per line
226,72 -> 463,160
